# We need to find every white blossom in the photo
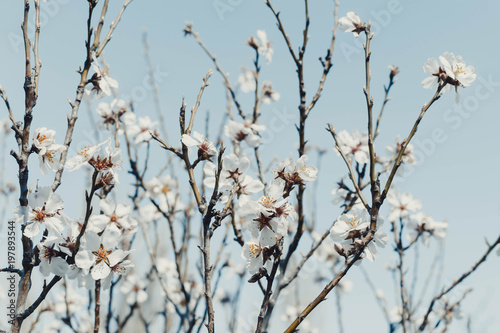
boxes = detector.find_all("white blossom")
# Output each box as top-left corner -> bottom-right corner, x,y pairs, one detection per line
225,120 -> 265,147
339,11 -> 364,37
336,130 -> 369,164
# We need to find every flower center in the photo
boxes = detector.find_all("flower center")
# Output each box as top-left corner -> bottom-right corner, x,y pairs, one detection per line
31,207 -> 48,224
37,134 -> 47,143
92,244 -> 112,266
45,150 -> 56,163
248,243 -> 261,259
77,145 -> 92,158
259,194 -> 276,209
346,217 -> 359,227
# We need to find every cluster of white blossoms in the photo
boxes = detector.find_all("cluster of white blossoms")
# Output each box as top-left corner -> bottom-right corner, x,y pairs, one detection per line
241,155 -> 317,276
336,129 -> 370,164
14,185 -> 135,286
330,209 -> 389,262
204,153 -> 264,203
387,191 -> 448,246
33,127 -> 66,174
339,11 -> 477,100
66,137 -> 122,184
422,52 -> 477,94
95,98 -> 160,144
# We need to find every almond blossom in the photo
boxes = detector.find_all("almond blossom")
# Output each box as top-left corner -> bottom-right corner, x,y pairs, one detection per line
66,139 -> 122,182
439,52 -> 476,88
87,197 -> 137,237
181,131 -> 217,161
203,153 -> 264,202
407,212 -> 448,246
33,127 -> 66,174
96,98 -> 128,131
241,181 -> 295,239
75,230 -> 130,280
339,11 -> 365,37
15,186 -> 67,238
261,81 -> 280,104
330,209 -> 388,262
238,67 -> 256,93
386,191 -> 422,221
241,231 -> 277,275
126,114 -> 159,144
224,120 -> 265,147
336,129 -> 370,164
85,52 -> 119,99
120,274 -> 148,305
37,235 -> 69,277
385,137 -> 417,176
247,30 -> 273,64
421,52 -> 476,101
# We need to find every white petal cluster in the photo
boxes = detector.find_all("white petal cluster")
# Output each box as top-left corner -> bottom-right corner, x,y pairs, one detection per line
339,11 -> 364,37
330,209 -> 389,262
336,130 -> 369,164
33,127 -> 66,175
225,120 -> 265,148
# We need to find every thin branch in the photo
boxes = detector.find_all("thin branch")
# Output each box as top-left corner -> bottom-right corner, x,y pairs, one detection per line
327,124 -> 370,210
186,24 -> 245,120
418,233 -> 500,331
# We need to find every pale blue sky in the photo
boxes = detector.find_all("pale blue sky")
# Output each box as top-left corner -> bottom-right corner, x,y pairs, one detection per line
1,0 -> 499,332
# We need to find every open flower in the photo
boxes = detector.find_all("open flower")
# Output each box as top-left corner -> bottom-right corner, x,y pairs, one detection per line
96,98 -> 128,131
336,130 -> 369,164
37,236 -> 68,277
385,136 -> 417,168
330,209 -> 388,262
181,131 -> 217,161
241,181 -> 293,239
120,275 -> 148,305
33,127 -> 56,152
16,186 -> 67,238
66,139 -> 122,183
261,81 -> 280,104
88,198 -> 137,237
407,212 -> 448,246
126,115 -> 159,144
339,11 -> 365,37
241,231 -> 276,275
274,155 -> 318,195
85,52 -> 119,99
422,52 -> 476,101
439,52 -> 476,88
386,191 -> 422,221
247,30 -> 274,64
33,127 -> 66,174
238,67 -> 256,93
65,139 -> 108,171
75,230 -> 129,280
225,120 -> 265,147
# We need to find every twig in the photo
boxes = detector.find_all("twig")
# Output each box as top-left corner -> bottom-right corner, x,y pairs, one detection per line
94,280 -> 101,333
327,124 -> 370,210
418,233 -> 500,331
186,25 -> 245,120
142,30 -> 168,141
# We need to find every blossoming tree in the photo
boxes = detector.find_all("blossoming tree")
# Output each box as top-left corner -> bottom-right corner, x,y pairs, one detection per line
0,1 -> 498,333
